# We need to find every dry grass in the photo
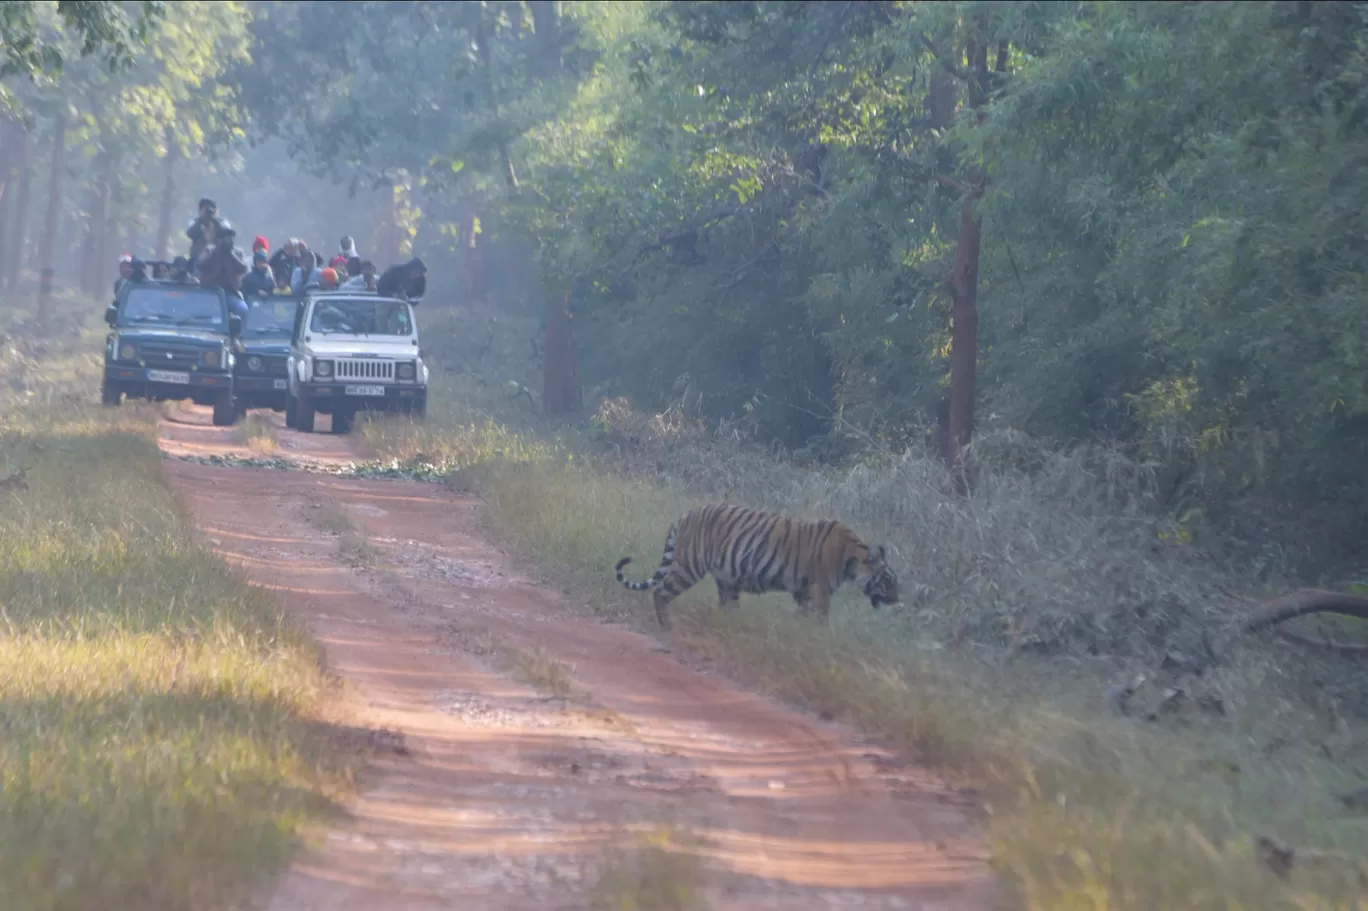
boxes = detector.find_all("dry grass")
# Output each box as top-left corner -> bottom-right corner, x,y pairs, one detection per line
590,824 -> 709,911
499,642 -> 580,700
359,307 -> 1368,910
308,503 -> 383,568
0,291 -> 350,911
233,411 -> 279,453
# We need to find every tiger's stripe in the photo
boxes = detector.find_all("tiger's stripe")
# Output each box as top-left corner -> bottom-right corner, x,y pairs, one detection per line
614,503 -> 899,629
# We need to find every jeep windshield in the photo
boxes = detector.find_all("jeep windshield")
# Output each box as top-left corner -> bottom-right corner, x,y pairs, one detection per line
308,298 -> 413,337
119,286 -> 226,329
243,298 -> 296,337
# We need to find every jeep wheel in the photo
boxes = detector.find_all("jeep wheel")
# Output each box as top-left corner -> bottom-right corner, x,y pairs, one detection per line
285,393 -> 298,429
100,381 -> 122,407
331,408 -> 354,435
211,389 -> 237,427
411,398 -> 427,421
295,389 -> 316,433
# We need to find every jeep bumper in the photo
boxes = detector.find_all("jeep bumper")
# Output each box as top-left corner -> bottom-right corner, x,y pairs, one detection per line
234,374 -> 289,408
104,364 -> 233,399
300,382 -> 426,412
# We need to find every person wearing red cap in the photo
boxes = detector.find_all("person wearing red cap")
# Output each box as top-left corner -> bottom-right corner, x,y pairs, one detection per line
252,235 -> 269,255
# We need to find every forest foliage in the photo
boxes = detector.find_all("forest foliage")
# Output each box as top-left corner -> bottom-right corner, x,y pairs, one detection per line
3,0 -> 1368,577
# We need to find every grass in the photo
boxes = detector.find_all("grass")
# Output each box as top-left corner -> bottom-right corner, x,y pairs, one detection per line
308,502 -> 383,569
498,641 -> 580,700
0,289 -> 351,911
356,307 -> 1368,910
232,411 -> 279,454
589,824 -> 709,911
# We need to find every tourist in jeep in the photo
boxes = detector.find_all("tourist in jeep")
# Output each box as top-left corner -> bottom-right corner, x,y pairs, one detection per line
241,251 -> 276,298
376,257 -> 426,300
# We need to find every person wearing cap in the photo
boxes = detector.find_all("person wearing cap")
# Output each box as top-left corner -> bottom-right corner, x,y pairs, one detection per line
241,250 -> 276,298
376,257 -> 427,300
252,235 -> 269,256
319,267 -> 339,290
329,254 -> 349,273
340,235 -> 359,260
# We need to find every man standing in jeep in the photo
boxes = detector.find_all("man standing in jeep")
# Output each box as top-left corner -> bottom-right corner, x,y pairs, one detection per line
376,257 -> 426,300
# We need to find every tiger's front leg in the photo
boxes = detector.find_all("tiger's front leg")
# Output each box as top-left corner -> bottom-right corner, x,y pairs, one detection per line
715,579 -> 741,610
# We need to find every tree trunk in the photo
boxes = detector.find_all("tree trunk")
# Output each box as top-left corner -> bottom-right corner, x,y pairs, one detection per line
476,9 -> 519,191
543,291 -> 580,414
93,150 -> 114,297
4,130 -> 32,293
37,112 -> 68,319
155,131 -> 176,260
943,35 -> 990,492
927,31 -> 957,463
528,0 -> 562,75
0,119 -> 20,293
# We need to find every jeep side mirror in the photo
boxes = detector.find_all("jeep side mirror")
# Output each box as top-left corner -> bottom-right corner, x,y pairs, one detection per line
228,313 -> 242,338
104,304 -> 118,327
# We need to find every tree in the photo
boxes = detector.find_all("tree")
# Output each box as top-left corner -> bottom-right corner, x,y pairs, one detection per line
0,1 -> 164,81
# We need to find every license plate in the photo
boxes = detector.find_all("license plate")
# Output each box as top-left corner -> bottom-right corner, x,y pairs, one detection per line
273,379 -> 287,390
345,385 -> 386,397
147,369 -> 190,384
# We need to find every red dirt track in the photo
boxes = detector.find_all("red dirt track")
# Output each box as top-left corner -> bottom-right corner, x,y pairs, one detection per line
159,404 -> 999,910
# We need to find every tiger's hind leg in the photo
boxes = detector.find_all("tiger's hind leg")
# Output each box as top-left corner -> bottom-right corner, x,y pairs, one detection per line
652,572 -> 694,630
715,578 -> 741,611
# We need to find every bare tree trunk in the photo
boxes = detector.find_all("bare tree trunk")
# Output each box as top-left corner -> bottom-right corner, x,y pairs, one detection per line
543,291 -> 580,414
943,35 -> 990,492
37,113 -> 68,319
927,31 -> 957,463
0,119 -> 19,293
476,9 -> 519,191
93,150 -> 114,296
528,0 -> 562,75
4,129 -> 32,293
155,131 -> 176,260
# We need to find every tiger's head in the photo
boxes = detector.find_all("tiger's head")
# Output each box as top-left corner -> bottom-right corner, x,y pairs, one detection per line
854,544 -> 899,609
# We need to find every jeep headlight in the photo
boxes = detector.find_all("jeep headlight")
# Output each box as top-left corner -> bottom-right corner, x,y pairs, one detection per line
203,349 -> 220,368
246,355 -> 263,372
397,361 -> 416,381
118,342 -> 137,361
313,358 -> 333,378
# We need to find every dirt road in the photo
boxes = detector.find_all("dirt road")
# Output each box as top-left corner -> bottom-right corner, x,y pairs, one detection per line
158,405 -> 999,911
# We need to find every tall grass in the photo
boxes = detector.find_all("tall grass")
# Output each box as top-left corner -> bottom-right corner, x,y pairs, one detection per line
358,308 -> 1368,909
0,292 -> 349,911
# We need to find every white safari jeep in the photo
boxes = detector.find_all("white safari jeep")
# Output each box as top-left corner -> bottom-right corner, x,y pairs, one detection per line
285,290 -> 430,434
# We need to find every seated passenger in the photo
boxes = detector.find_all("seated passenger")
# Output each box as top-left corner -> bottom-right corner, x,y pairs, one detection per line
169,256 -> 199,284
376,257 -> 427,300
269,237 -> 299,289
241,251 -> 276,298
290,250 -> 323,294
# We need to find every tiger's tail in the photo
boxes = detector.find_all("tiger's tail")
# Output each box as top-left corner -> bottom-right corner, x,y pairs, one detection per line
615,523 -> 678,591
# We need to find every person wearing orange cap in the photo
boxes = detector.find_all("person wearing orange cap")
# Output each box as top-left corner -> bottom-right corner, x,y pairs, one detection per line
320,267 -> 339,290
252,235 -> 269,256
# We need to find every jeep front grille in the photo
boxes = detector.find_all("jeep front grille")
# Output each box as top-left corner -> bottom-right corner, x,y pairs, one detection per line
138,343 -> 201,369
334,358 -> 395,381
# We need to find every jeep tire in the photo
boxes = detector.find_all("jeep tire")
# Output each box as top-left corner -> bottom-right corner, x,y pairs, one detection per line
100,381 -> 121,407
295,388 -> 316,433
411,397 -> 427,420
331,408 -> 354,435
211,389 -> 237,427
285,393 -> 298,429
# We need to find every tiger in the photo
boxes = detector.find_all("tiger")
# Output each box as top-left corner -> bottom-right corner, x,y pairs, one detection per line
614,503 -> 900,629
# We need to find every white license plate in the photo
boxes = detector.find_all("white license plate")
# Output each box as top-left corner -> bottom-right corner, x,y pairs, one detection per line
345,385 -> 386,397
273,379 -> 287,390
147,369 -> 190,384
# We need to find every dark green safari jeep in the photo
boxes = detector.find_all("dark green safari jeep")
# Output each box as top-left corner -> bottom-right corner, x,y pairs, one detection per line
232,296 -> 298,413
101,280 -> 240,426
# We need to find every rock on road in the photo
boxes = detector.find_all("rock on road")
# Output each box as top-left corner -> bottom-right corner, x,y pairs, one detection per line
157,404 -> 1000,911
